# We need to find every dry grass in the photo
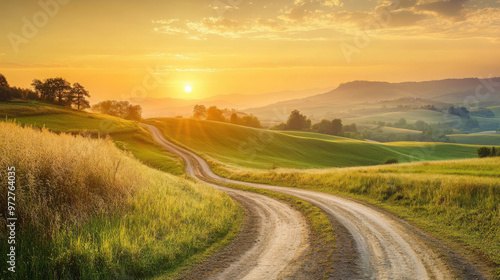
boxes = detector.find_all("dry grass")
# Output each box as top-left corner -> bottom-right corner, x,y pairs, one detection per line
0,122 -> 240,279
211,158 -> 500,278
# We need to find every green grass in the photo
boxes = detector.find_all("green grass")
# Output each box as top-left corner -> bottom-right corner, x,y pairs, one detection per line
111,129 -> 184,175
487,106 -> 500,116
0,101 -> 183,175
449,134 -> 500,145
356,124 -> 422,135
146,118 -> 479,169
345,109 -> 449,124
278,131 -> 356,141
211,158 -> 500,279
0,122 -> 241,279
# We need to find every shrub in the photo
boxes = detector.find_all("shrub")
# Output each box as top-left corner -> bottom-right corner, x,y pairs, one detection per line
384,158 -> 399,164
477,147 -> 492,158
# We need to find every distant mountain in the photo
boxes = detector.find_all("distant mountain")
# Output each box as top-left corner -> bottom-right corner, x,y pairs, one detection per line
130,87 -> 334,118
245,78 -> 500,124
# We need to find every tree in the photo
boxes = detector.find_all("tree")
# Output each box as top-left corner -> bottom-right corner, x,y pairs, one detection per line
396,118 -> 407,127
344,123 -> 357,133
206,106 -> 226,122
477,147 -> 492,158
71,83 -> 91,110
448,106 -> 470,119
230,113 -> 239,124
193,105 -> 207,119
286,110 -> 311,131
0,74 -> 9,88
92,100 -> 142,121
331,119 -> 343,136
32,77 -> 72,105
312,120 -> 334,135
492,147 -> 497,157
241,115 -> 262,128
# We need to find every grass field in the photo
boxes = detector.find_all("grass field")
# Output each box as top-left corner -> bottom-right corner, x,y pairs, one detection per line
0,101 -> 184,174
211,158 -> 500,278
356,123 -> 422,135
346,108 -> 500,130
146,118 -> 479,170
449,134 -> 500,145
0,122 -> 241,279
345,109 -> 449,124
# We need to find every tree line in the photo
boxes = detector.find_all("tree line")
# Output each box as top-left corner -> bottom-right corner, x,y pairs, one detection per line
0,74 -> 91,110
91,100 -> 142,121
192,105 -> 262,128
273,109 -> 358,137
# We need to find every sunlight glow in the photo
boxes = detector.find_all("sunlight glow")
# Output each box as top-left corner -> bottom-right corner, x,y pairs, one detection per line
184,85 -> 192,93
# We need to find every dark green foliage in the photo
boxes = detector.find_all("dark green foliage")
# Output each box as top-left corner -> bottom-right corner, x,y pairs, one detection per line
477,147 -> 497,158
286,109 -> 311,131
470,108 -> 495,118
384,158 -> 399,164
92,100 -> 142,121
448,106 -> 470,119
206,106 -> 226,122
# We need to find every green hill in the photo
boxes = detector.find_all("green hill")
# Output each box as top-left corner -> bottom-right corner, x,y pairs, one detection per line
146,118 -> 479,169
0,101 -> 184,174
449,134 -> 500,145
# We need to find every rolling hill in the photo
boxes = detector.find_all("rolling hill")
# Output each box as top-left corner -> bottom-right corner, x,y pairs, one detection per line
145,118 -> 480,169
245,78 -> 500,126
0,100 -> 185,174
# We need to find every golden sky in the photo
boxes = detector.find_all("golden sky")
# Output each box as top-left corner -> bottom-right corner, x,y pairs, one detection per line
1,0 -> 500,102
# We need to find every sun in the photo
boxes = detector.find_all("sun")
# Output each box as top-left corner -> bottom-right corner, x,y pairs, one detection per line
184,85 -> 192,93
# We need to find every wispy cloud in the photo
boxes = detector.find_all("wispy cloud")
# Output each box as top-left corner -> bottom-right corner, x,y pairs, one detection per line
151,0 -> 500,42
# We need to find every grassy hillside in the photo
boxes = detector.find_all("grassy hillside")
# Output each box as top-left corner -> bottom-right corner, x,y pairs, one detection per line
0,101 -> 184,174
0,122 -> 241,279
449,134 -> 500,145
146,118 -> 479,169
212,158 -> 500,278
356,124 -> 422,135
345,109 -> 450,124
278,131 -> 361,141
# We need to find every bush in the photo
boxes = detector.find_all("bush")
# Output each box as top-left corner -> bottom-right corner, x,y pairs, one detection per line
478,147 -> 493,158
384,158 -> 399,164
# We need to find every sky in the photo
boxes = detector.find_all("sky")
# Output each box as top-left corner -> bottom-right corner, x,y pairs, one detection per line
1,0 -> 500,102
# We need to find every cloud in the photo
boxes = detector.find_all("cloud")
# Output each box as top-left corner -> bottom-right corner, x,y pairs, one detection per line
416,0 -> 468,19
151,1 -> 500,42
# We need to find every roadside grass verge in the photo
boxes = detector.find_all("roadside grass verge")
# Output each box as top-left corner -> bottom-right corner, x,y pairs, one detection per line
0,122 -> 241,279
210,158 -> 500,279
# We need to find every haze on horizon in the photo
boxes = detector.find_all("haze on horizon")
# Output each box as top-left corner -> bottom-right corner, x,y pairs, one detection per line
1,0 -> 500,103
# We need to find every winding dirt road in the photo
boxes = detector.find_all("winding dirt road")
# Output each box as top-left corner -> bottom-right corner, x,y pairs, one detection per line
144,123 -> 486,280
143,124 -> 311,279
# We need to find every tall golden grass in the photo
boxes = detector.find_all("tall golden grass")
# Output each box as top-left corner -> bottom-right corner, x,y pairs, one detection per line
0,122 -> 240,279
211,158 -> 500,278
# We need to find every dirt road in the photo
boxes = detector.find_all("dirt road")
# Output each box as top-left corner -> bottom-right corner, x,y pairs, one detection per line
144,123 -> 486,280
143,124 -> 312,279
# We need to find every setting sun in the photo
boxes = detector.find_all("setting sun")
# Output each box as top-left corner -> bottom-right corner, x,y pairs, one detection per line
184,85 -> 192,93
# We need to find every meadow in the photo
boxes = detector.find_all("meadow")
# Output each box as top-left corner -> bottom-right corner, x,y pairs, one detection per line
449,134 -> 500,145
0,122 -> 241,279
0,101 -> 184,174
211,158 -> 500,278
146,118 -> 479,170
